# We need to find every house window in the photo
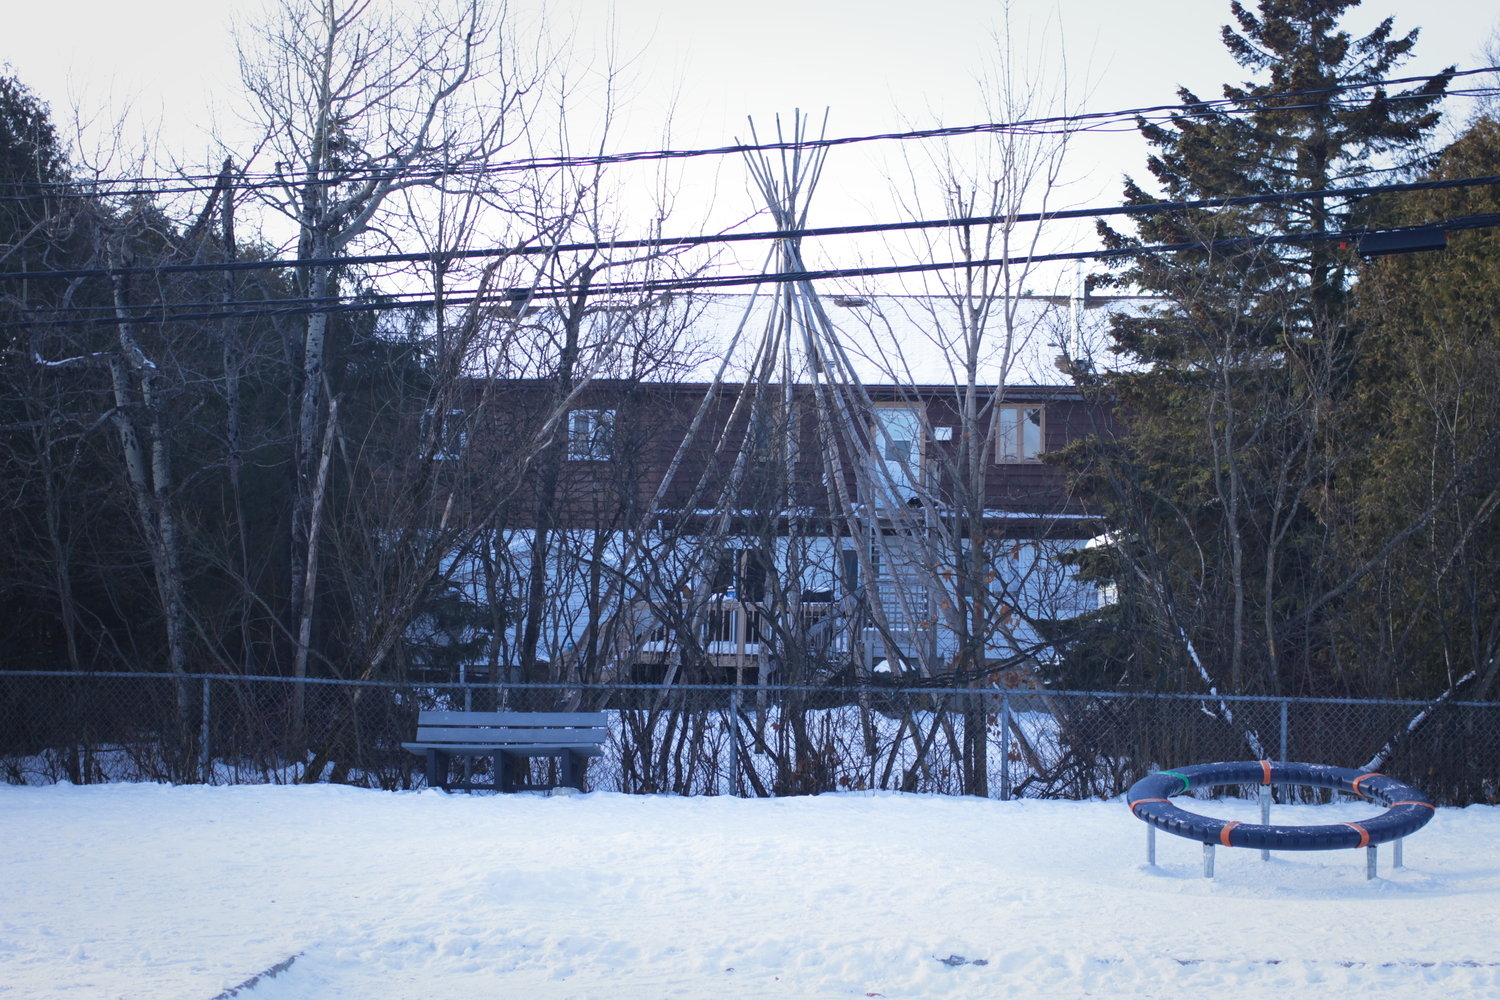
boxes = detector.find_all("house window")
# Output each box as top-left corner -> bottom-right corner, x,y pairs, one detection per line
996,406 -> 1042,462
423,408 -> 466,460
749,402 -> 786,465
841,549 -> 861,595
710,548 -> 768,602
871,405 -> 922,506
567,409 -> 614,460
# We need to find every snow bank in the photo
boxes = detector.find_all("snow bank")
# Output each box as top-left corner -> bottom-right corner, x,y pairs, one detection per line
3,784 -> 1498,999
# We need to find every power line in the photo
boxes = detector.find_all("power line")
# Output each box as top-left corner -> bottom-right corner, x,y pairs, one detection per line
11,214 -> 1497,331
5,172 -> 1498,286
0,67 -> 1486,202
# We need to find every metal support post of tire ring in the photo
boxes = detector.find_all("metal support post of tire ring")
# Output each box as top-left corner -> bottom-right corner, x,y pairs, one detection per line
1259,784 -> 1271,861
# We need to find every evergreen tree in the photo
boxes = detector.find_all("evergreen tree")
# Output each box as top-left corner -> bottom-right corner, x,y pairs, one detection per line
0,74 -> 67,251
1343,116 -> 1500,697
0,76 -> 120,674
1109,0 -> 1452,344
1056,2 -> 1453,697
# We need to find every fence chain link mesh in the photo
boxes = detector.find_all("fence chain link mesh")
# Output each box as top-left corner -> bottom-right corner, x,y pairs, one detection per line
2,673 -> 1496,804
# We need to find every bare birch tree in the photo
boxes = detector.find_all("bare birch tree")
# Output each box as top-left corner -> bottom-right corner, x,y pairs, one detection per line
843,5 -> 1084,696
234,0 -> 537,715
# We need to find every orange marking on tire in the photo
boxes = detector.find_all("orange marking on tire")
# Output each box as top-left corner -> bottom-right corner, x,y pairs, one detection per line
1390,801 -> 1434,809
1220,821 -> 1239,847
1129,798 -> 1170,815
1351,773 -> 1382,797
1260,760 -> 1272,785
1344,822 -> 1370,847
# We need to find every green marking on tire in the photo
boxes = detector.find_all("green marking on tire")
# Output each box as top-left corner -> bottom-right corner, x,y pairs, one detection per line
1157,770 -> 1191,790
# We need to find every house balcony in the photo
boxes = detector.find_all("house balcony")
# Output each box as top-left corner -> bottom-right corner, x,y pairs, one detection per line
614,599 -> 839,685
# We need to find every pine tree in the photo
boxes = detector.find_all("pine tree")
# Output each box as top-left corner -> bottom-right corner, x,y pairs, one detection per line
1108,0 -> 1452,341
0,75 -> 67,234
0,74 -> 74,329
1056,2 -> 1454,697
1343,117 -> 1500,697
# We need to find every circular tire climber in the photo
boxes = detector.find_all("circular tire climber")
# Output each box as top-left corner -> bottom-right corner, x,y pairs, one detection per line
1127,761 -> 1434,850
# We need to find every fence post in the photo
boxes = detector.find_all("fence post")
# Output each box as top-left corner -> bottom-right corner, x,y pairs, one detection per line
462,676 -> 475,786
968,688 -> 988,798
729,688 -> 741,796
999,692 -> 1012,802
1279,699 -> 1289,762
199,677 -> 211,784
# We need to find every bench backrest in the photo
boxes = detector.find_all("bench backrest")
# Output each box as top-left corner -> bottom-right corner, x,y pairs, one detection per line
413,711 -> 609,747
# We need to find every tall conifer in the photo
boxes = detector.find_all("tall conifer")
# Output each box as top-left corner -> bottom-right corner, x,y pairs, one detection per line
1058,2 -> 1454,697
1105,0 -> 1452,343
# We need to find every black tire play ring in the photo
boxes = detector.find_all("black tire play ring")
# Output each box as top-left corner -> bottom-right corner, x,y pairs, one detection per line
1127,761 -> 1435,850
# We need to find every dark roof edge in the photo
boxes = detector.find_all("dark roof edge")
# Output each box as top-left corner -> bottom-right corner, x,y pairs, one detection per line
465,378 -> 1086,400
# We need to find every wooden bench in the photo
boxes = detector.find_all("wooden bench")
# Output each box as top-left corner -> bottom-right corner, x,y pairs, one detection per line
403,711 -> 609,792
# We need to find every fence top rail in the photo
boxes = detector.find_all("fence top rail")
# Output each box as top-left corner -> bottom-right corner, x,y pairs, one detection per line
4,670 -> 1499,710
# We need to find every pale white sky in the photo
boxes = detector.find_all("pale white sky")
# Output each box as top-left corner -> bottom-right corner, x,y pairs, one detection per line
5,0 -> 1496,292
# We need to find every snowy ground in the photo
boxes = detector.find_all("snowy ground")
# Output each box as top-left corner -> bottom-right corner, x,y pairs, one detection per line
3,785 -> 1498,999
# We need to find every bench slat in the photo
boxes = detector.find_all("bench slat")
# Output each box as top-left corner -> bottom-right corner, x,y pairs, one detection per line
414,726 -> 607,745
402,742 -> 605,757
417,711 -> 607,727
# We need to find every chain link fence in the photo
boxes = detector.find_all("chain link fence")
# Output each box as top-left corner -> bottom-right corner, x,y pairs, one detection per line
2,671 -> 1497,804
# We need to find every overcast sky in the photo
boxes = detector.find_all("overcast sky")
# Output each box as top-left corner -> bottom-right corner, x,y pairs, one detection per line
5,0 -> 1496,291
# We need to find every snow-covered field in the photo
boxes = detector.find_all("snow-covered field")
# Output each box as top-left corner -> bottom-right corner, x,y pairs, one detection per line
3,784 -> 1498,999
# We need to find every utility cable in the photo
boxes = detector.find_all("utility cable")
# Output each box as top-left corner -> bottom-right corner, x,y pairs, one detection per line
0,67 -> 1488,201
10,213 -> 1497,331
5,172 -> 1499,286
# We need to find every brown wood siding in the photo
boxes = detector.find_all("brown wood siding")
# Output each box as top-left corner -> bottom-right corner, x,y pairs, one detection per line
454,380 -> 1110,535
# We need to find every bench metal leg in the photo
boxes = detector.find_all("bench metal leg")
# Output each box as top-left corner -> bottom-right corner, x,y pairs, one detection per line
562,750 -> 585,791
426,748 -> 449,792
416,744 -> 595,793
